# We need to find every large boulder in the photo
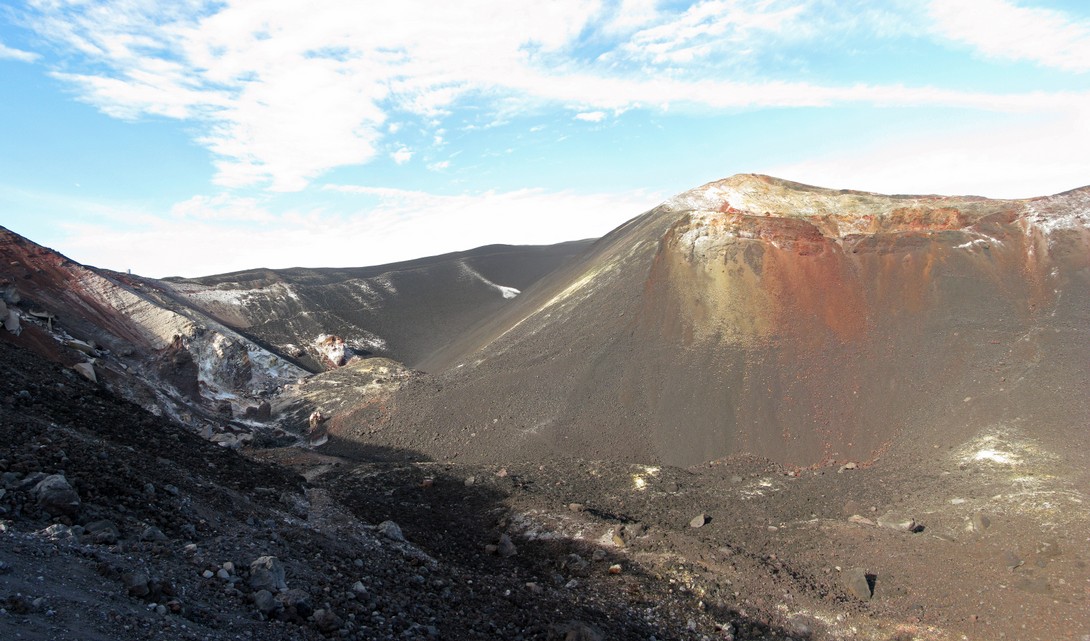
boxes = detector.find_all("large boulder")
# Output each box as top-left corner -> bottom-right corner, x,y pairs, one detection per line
33,474 -> 80,517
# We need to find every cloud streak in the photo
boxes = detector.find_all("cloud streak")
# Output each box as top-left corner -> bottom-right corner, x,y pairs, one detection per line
929,0 -> 1090,72
0,40 -> 39,62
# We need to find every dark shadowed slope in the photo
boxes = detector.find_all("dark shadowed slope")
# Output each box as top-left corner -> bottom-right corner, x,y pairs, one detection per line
329,175 -> 1090,468
158,241 -> 593,370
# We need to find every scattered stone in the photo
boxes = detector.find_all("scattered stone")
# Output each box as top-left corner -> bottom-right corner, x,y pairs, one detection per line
876,512 -> 918,532
4,310 -> 21,335
377,520 -> 405,542
85,520 -> 120,545
249,556 -> 287,592
124,572 -> 150,598
497,533 -> 517,558
39,523 -> 77,541
313,608 -> 344,633
970,512 -> 991,532
608,564 -> 622,575
526,582 -> 544,595
562,554 -> 589,576
689,513 -> 709,528
216,568 -> 230,580
843,568 -> 873,600
65,339 -> 96,355
787,614 -> 815,639
837,462 -> 858,473
464,476 -> 476,487
1036,539 -> 1062,558
72,362 -> 97,383
202,570 -> 214,579
278,588 -> 312,619
554,620 -> 604,641
33,474 -> 81,517
222,561 -> 234,573
351,581 -> 368,596
568,503 -> 585,512
253,589 -> 279,615
848,514 -> 875,526
1001,550 -> 1024,571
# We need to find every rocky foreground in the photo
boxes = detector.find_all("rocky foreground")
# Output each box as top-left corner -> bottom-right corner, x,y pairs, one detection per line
3,337 -> 1088,641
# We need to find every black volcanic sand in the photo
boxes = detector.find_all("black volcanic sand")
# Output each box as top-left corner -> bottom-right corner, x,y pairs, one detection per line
301,448 -> 1090,641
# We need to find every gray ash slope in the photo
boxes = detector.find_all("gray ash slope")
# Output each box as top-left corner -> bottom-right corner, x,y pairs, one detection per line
336,175 -> 1090,469
158,240 -> 592,370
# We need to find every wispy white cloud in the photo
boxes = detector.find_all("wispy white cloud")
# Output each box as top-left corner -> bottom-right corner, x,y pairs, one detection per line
0,40 -> 39,62
51,185 -> 663,277
574,111 -> 607,122
170,193 -> 275,223
19,0 -> 1088,196
391,147 -> 413,165
929,0 -> 1090,72
618,0 -> 809,65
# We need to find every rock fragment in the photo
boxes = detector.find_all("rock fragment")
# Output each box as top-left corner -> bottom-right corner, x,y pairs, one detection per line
970,512 -> 990,532
85,519 -> 120,544
497,533 -> 517,558
123,572 -> 150,598
249,556 -> 287,592
139,526 -> 167,542
555,620 -> 604,641
689,513 -> 709,528
313,608 -> 344,633
378,520 -> 406,542
253,589 -> 280,615
843,568 -> 873,600
876,512 -> 918,532
72,362 -> 97,383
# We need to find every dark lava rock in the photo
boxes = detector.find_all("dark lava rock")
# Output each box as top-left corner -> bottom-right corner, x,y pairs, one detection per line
553,620 -> 604,641
253,589 -> 280,614
249,556 -> 287,592
312,608 -> 343,633
497,533 -> 517,558
85,519 -> 120,545
123,572 -> 150,598
378,520 -> 405,542
33,474 -> 80,516
139,526 -> 168,542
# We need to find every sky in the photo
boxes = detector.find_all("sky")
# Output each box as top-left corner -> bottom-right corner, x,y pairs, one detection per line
1,0 -> 1089,277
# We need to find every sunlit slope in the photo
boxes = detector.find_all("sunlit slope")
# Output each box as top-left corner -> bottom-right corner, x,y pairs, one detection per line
362,175 -> 1090,467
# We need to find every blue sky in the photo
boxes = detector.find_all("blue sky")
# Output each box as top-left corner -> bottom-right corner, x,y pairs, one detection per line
2,0 -> 1089,277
